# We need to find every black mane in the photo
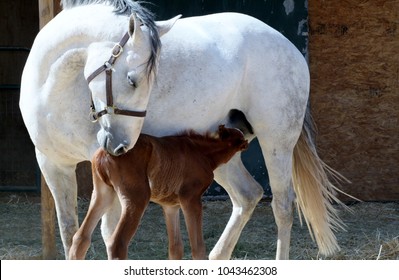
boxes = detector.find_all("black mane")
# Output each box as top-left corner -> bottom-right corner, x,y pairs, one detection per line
62,0 -> 161,78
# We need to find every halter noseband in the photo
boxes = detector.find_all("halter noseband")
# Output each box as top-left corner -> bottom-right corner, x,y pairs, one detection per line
86,32 -> 147,123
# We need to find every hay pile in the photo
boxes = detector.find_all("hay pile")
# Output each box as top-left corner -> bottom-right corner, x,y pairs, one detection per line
0,193 -> 398,260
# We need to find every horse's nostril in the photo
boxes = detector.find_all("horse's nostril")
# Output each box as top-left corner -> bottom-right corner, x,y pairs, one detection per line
114,144 -> 128,156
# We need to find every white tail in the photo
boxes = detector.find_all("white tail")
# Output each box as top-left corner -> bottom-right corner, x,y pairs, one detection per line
292,117 -> 348,256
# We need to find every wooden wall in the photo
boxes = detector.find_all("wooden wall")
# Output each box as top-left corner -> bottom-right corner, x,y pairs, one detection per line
308,0 -> 399,201
0,1 -> 40,191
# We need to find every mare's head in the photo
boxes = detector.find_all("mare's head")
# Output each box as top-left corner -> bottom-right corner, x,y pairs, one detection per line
85,12 -> 180,156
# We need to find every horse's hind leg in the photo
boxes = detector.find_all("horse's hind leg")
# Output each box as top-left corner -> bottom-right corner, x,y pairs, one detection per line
255,121 -> 301,259
210,154 -> 264,260
162,205 -> 184,259
35,149 -> 79,259
259,143 -> 295,260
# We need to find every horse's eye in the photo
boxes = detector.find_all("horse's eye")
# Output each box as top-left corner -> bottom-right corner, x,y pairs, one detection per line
127,75 -> 137,88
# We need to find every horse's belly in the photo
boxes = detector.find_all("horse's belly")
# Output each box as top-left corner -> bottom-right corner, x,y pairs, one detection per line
150,190 -> 180,206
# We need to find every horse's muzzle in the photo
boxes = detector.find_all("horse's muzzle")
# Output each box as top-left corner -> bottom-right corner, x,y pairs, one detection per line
98,130 -> 129,156
113,143 -> 128,156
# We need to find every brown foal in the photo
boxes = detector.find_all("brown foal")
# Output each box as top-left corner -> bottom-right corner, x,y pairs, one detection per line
69,125 -> 248,260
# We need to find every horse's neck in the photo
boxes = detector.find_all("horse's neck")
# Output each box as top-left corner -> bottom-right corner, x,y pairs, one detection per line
33,7 -> 128,85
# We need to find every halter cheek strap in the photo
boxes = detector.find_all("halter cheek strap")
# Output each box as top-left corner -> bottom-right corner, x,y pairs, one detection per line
87,32 -> 147,123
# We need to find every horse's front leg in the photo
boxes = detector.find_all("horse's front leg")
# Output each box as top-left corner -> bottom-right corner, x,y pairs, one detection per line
100,192 -> 121,248
69,172 -> 117,260
107,184 -> 150,259
36,149 -> 79,259
210,154 -> 264,260
180,197 -> 206,260
162,205 -> 184,259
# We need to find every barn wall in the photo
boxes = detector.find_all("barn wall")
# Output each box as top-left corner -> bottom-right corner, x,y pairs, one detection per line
308,0 -> 399,201
0,0 -> 40,191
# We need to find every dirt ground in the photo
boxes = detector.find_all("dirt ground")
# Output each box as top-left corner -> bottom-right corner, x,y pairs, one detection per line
0,192 -> 398,260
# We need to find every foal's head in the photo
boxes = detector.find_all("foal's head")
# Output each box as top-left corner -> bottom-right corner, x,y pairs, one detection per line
201,125 -> 249,167
217,125 -> 249,151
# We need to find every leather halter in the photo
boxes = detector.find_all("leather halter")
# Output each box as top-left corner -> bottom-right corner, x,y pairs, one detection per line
86,32 -> 147,123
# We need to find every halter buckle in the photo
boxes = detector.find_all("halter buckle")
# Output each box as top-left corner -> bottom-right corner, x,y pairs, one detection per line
104,61 -> 115,72
111,43 -> 123,58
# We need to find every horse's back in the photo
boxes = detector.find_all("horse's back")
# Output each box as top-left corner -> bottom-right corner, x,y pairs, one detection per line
160,12 -> 298,74
145,12 -> 309,137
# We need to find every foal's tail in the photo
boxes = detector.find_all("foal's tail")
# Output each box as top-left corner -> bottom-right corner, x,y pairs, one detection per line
292,111 -> 349,256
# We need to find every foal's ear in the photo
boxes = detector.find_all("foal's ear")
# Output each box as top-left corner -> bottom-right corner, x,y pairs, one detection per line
240,140 -> 249,151
218,125 -> 229,140
156,15 -> 182,37
218,124 -> 234,141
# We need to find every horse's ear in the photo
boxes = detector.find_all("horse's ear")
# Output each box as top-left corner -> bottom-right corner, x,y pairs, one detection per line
156,15 -> 182,37
240,140 -> 249,151
129,12 -> 145,43
218,125 -> 229,140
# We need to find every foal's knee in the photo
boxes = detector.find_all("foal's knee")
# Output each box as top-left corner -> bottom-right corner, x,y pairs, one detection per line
69,232 -> 91,260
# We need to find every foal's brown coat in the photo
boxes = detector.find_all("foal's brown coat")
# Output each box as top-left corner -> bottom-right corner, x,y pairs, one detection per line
69,125 -> 248,260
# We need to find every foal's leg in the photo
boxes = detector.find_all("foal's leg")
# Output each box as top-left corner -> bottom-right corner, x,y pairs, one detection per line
210,154 -> 264,260
162,205 -> 184,259
107,185 -> 150,260
36,149 -> 79,259
69,176 -> 116,259
100,194 -> 121,249
180,197 -> 207,260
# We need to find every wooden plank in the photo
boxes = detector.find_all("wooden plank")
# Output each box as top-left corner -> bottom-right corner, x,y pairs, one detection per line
38,0 -> 54,28
38,0 -> 61,260
40,174 -> 57,259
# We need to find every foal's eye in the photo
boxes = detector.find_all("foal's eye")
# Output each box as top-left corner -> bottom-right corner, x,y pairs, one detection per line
127,75 -> 137,88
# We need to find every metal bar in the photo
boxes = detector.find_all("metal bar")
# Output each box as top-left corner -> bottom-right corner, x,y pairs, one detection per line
0,186 -> 38,192
0,84 -> 20,89
0,46 -> 30,52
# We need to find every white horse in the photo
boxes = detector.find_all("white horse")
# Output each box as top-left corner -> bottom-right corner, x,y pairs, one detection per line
20,0 -> 344,260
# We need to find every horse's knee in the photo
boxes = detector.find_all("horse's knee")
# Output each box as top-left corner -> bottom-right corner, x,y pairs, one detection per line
271,191 -> 295,228
243,183 -> 264,207
69,232 -> 91,260
214,155 -> 264,208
